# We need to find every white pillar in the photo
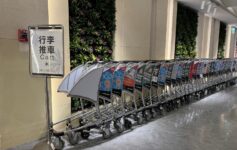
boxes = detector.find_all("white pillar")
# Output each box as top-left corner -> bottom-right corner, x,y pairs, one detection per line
230,30 -> 237,58
201,14 -> 211,58
196,13 -> 220,59
149,0 -> 167,60
48,0 -> 71,129
209,19 -> 220,58
150,0 -> 177,60
225,25 -> 237,58
114,0 -> 152,61
225,25 -> 231,58
196,12 -> 204,58
114,0 -> 177,61
166,0 -> 178,60
197,13 -> 212,58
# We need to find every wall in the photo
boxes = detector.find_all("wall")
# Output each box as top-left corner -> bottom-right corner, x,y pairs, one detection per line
0,0 -> 70,149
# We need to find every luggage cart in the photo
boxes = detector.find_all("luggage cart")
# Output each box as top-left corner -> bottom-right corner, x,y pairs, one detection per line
51,62 -> 122,147
49,58 -> 237,149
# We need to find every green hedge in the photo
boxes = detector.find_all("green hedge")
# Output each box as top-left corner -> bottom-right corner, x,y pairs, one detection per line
175,3 -> 198,59
69,0 -> 116,112
69,0 -> 115,69
217,22 -> 226,59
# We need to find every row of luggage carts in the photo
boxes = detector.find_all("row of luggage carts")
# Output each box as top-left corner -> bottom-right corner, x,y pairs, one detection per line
50,58 -> 237,149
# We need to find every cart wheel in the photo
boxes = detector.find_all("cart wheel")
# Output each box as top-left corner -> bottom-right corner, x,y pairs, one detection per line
190,94 -> 195,102
114,120 -> 125,133
176,99 -> 181,108
170,101 -> 175,110
165,103 -> 170,112
66,130 -> 79,145
182,97 -> 186,105
81,130 -> 90,139
144,110 -> 152,121
124,118 -> 133,129
135,113 -> 144,125
51,136 -> 64,150
102,128 -> 112,139
159,105 -> 166,116
183,96 -> 188,104
151,108 -> 158,118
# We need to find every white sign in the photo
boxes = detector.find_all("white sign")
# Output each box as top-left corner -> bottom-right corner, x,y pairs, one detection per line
29,26 -> 64,76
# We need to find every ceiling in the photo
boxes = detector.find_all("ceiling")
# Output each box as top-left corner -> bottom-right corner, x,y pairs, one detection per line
220,0 -> 237,7
215,0 -> 237,16
178,0 -> 237,25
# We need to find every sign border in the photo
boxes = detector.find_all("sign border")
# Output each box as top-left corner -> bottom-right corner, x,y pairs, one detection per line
28,24 -> 65,77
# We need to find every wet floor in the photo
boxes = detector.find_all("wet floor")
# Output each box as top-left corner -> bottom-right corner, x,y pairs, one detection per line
12,85 -> 237,150
72,85 -> 237,150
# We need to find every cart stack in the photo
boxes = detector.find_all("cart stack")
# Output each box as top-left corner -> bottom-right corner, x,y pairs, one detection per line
50,58 -> 237,149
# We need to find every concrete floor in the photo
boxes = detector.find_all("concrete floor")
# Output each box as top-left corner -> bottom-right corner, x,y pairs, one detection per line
11,85 -> 237,150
